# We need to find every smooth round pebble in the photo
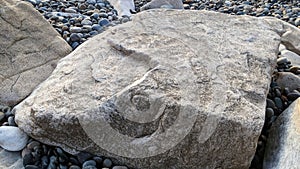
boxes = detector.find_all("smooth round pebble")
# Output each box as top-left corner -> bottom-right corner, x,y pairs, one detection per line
102,159 -> 112,168
70,33 -> 81,42
266,108 -> 274,119
99,18 -> 110,26
83,160 -> 97,168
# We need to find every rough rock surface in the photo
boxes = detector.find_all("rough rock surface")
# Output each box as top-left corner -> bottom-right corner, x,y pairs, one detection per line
263,98 -> 300,169
0,148 -> 23,169
15,9 -> 286,168
0,0 -> 72,106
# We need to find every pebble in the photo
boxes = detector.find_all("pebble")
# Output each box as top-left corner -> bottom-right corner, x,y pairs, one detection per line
102,159 -> 112,168
0,126 -> 28,151
69,165 -> 81,169
266,108 -> 274,119
82,159 -> 97,168
112,166 -> 128,169
277,57 -> 289,65
0,112 -> 4,121
70,27 -> 82,33
70,33 -> 82,42
99,18 -> 110,26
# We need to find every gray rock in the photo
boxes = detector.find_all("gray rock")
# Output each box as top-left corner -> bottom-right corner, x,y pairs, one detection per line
280,49 -> 300,66
0,0 -> 72,106
108,0 -> 135,16
281,23 -> 300,55
275,72 -> 300,91
15,10 -> 288,168
0,126 -> 28,151
0,148 -> 24,169
70,27 -> 83,33
140,0 -> 184,11
0,112 -> 4,121
263,98 -> 300,169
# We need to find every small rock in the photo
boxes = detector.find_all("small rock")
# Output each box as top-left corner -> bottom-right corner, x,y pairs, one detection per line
83,160 -> 96,168
277,57 -> 289,65
76,152 -> 93,164
280,49 -> 300,66
112,166 -> 128,169
25,165 -> 39,169
0,126 -> 28,151
0,112 -> 4,121
92,24 -> 102,31
23,153 -> 34,166
278,44 -> 286,52
287,92 -> 300,101
27,141 -> 40,150
81,19 -> 93,25
266,108 -> 274,119
266,98 -> 276,109
275,72 -> 300,91
274,97 -> 283,109
64,8 -> 77,13
102,159 -> 112,168
99,18 -> 110,26
7,116 -> 16,126
70,33 -> 81,42
69,165 -> 81,169
71,42 -> 80,49
70,27 -> 82,33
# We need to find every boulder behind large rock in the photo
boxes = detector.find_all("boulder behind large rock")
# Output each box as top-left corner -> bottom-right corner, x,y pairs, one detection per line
14,9 -> 285,168
0,0 -> 72,106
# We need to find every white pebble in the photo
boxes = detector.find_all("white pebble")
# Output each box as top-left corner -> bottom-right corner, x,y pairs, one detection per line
0,126 -> 28,151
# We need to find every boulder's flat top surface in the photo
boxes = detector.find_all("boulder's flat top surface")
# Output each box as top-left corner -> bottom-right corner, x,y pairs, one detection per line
14,9 -> 283,169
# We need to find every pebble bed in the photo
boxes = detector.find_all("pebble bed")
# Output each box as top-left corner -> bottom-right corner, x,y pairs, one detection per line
0,0 -> 299,169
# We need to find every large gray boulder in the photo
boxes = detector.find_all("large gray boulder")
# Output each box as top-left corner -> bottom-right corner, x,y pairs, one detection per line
15,9 -> 286,168
263,98 -> 300,169
0,0 -> 72,106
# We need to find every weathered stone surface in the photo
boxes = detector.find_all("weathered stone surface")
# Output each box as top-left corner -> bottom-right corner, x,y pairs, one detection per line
263,98 -> 300,169
15,10 -> 284,168
0,0 -> 72,106
0,148 -> 24,169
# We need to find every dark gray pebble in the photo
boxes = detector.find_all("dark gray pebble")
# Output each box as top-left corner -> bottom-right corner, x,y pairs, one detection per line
23,153 -> 35,166
59,164 -> 68,169
83,166 -> 97,169
76,152 -> 94,164
70,33 -> 81,42
287,92 -> 300,101
69,165 -> 81,169
27,141 -> 41,150
89,30 -> 98,36
266,108 -> 274,119
274,97 -> 283,109
41,156 -> 49,168
25,165 -> 39,169
71,42 -> 80,49
92,156 -> 103,165
92,24 -> 102,31
102,159 -> 112,168
266,98 -> 276,109
99,18 -> 109,26
82,160 -> 96,168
